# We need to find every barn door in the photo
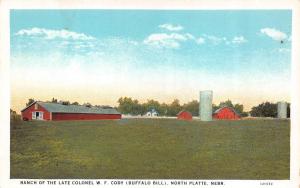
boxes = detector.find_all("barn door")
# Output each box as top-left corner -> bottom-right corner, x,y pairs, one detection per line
32,112 -> 36,120
39,112 -> 44,120
32,111 -> 44,120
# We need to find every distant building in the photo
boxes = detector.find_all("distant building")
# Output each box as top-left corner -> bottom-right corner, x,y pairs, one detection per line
213,107 -> 240,120
21,101 -> 121,121
177,110 -> 193,120
146,109 -> 158,117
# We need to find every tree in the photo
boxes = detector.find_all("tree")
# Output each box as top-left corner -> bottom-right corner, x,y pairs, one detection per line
83,102 -> 92,107
250,102 -> 277,117
26,98 -> 35,106
183,100 -> 199,116
131,99 -> 143,115
10,109 -> 16,115
143,99 -> 161,115
10,109 -> 21,122
72,101 -> 79,105
167,99 -> 182,116
233,104 -> 243,114
51,98 -> 58,103
233,103 -> 248,117
61,101 -> 70,105
160,103 -> 169,116
118,97 -> 143,115
219,100 -> 234,108
212,104 -> 219,112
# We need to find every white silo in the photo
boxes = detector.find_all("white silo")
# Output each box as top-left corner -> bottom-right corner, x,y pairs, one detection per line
277,101 -> 287,118
199,90 -> 213,121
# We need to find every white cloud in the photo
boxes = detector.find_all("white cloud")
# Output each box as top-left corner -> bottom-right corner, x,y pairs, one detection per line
196,37 -> 205,44
143,33 -> 194,49
232,36 -> 247,44
260,28 -> 287,41
15,27 -> 95,40
144,32 -> 248,48
159,24 -> 183,31
203,35 -> 226,45
201,35 -> 247,45
278,48 -> 290,53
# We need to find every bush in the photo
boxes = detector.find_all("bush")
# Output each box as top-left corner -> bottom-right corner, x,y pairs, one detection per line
250,102 -> 277,117
11,113 -> 22,122
10,109 -> 22,129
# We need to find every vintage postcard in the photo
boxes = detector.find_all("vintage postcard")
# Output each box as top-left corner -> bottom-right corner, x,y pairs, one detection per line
0,0 -> 300,188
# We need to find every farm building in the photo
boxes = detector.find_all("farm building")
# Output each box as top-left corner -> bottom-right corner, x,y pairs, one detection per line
21,101 -> 121,121
146,109 -> 158,117
177,110 -> 193,120
213,107 -> 240,120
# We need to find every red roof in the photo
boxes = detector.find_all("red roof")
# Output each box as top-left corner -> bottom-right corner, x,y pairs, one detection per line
213,106 -> 240,120
177,110 -> 193,120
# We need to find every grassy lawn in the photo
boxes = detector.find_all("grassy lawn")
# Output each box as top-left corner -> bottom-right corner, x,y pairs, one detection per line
10,119 -> 290,179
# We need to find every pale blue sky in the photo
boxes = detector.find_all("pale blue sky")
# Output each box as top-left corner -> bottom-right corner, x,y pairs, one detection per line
10,10 -> 292,111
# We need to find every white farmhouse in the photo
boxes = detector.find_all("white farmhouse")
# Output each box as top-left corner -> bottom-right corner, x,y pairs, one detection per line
146,108 -> 158,117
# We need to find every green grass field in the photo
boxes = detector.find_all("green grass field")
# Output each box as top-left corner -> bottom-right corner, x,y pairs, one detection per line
10,119 -> 290,179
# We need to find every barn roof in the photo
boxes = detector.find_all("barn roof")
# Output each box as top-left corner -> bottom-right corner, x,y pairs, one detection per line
22,101 -> 120,114
213,106 -> 240,115
177,110 -> 192,116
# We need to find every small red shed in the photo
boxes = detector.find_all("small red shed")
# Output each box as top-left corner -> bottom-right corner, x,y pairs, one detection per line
177,110 -> 193,120
21,101 -> 121,121
213,107 -> 241,120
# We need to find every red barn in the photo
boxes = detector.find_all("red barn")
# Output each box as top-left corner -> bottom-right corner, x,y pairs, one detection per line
213,107 -> 240,120
177,110 -> 193,120
21,101 -> 121,121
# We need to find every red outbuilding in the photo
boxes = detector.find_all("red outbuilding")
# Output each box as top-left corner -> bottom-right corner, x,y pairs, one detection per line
21,101 -> 121,121
213,107 -> 241,120
177,110 -> 193,120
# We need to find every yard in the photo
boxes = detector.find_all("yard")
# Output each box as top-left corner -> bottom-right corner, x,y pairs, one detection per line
10,118 -> 290,179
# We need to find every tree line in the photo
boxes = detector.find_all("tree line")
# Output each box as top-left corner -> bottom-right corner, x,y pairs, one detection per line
250,102 -> 290,118
117,97 -> 248,117
117,97 -> 290,118
21,97 -> 290,118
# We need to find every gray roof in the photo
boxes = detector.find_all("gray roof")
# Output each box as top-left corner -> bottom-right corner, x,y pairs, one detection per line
22,101 -> 120,114
214,106 -> 240,115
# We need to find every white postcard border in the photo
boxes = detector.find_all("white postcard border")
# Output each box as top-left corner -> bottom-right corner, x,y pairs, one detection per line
1,0 -> 299,187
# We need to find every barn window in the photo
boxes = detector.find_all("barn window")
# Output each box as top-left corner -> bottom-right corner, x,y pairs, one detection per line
34,103 -> 38,110
32,111 -> 44,120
